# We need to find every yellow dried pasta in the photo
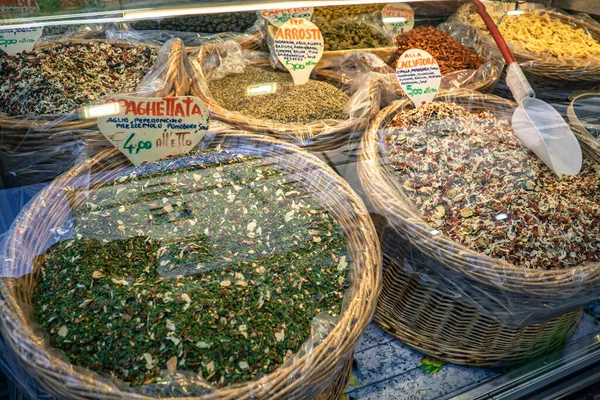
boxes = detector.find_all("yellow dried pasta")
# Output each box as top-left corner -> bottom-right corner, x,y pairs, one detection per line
498,12 -> 600,59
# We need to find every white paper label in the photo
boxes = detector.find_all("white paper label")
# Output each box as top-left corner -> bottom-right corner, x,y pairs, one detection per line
382,3 -> 414,34
261,7 -> 314,28
396,49 -> 441,107
0,26 -> 42,55
274,18 -> 324,86
97,96 -> 210,166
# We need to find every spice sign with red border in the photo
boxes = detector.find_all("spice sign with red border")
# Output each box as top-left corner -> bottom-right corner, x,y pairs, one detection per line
262,7 -> 313,28
274,18 -> 324,85
396,49 -> 441,107
97,96 -> 210,166
382,3 -> 415,34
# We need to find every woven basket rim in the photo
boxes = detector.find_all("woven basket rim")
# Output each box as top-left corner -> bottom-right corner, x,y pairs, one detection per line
359,88 -> 600,294
1,131 -> 381,400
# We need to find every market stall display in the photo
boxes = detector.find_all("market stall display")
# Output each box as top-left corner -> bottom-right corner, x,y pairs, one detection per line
0,132 -> 381,399
450,5 -> 600,99
189,41 -> 382,151
359,90 -> 600,365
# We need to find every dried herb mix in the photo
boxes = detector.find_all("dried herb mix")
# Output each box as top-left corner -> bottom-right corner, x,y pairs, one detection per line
33,150 -> 349,387
392,27 -> 483,74
386,102 -> 600,270
132,12 -> 257,33
316,20 -> 391,51
0,42 -> 157,116
208,66 -> 349,124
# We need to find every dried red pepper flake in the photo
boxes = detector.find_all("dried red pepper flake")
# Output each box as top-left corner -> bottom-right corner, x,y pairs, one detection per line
391,26 -> 483,74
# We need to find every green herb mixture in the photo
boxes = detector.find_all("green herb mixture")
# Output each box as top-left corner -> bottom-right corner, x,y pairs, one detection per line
34,151 -> 349,388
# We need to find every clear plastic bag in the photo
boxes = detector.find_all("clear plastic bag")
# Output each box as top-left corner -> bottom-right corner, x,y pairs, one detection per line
188,40 -> 382,151
0,130 -> 381,399
359,89 -> 600,328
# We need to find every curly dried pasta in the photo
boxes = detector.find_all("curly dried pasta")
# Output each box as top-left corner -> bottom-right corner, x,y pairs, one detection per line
498,12 -> 600,59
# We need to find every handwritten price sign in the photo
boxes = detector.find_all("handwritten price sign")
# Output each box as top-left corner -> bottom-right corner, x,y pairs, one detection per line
262,7 -> 313,28
382,3 -> 415,34
0,26 -> 42,55
274,18 -> 323,85
396,49 -> 441,107
97,96 -> 210,166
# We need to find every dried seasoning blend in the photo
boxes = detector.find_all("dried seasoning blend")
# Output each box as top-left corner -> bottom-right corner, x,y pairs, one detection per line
497,13 -> 600,59
208,66 -> 349,124
386,102 -> 600,270
34,151 -> 349,388
392,26 -> 483,74
132,12 -> 257,33
0,42 -> 157,116
316,20 -> 392,51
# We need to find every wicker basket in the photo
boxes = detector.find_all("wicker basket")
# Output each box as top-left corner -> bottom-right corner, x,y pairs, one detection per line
358,90 -> 600,366
189,43 -> 382,152
0,38 -> 188,187
0,132 -> 381,400
450,5 -> 600,92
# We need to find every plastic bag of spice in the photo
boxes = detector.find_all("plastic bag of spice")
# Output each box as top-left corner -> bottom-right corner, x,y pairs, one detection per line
449,4 -> 600,100
264,14 -> 394,70
188,40 -> 382,152
329,22 -> 504,107
359,89 -> 600,330
0,37 -> 193,189
0,128 -> 381,399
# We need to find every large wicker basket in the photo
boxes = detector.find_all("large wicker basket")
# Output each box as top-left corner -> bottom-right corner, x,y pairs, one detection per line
450,5 -> 600,93
0,38 -> 188,187
188,43 -> 382,152
358,90 -> 600,366
0,132 -> 381,399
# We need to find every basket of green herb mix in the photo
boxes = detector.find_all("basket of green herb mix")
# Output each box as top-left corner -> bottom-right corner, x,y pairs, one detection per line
189,42 -> 382,152
0,131 -> 381,399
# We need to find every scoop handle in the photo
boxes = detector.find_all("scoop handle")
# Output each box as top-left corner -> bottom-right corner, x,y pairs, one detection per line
469,0 -> 517,64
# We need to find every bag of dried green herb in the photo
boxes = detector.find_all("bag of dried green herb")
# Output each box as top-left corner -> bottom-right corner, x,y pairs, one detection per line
359,89 -> 600,365
0,38 -> 190,188
0,131 -> 381,399
188,41 -> 382,152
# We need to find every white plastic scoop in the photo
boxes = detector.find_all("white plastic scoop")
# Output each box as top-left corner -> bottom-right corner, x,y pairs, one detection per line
471,0 -> 582,176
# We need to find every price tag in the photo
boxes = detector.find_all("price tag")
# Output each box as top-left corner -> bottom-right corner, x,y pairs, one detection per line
96,96 -> 210,166
0,26 -> 42,55
261,7 -> 314,28
396,49 -> 441,107
382,3 -> 414,34
274,18 -> 323,86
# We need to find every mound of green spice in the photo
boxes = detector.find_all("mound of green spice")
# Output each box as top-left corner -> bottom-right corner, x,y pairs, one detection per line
34,151 -> 349,388
208,65 -> 349,124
